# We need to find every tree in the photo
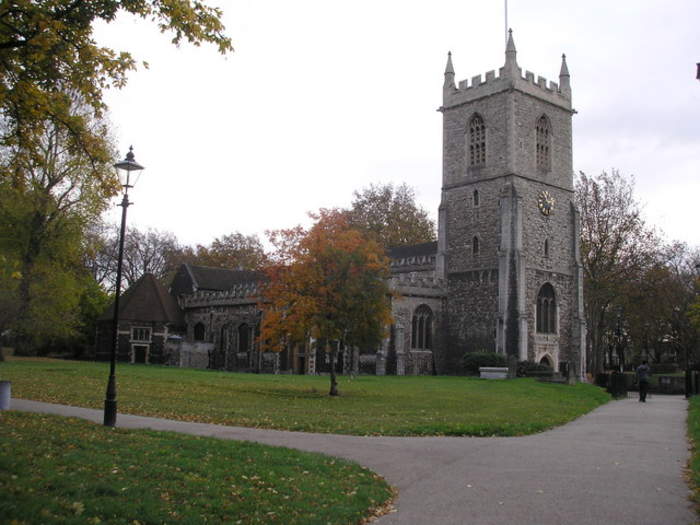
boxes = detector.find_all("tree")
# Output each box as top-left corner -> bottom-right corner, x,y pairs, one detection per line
0,109 -> 118,353
575,170 -> 659,374
88,228 -> 268,292
194,233 -> 267,270
660,244 -> 700,366
346,183 -> 436,248
0,1 -> 232,169
88,223 -> 182,290
0,255 -> 22,343
260,209 -> 393,395
689,278 -> 700,336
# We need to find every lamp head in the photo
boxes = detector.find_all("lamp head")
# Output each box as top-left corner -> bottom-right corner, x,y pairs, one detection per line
114,146 -> 144,188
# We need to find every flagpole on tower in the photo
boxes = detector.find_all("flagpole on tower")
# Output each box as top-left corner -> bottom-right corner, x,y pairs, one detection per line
505,0 -> 508,45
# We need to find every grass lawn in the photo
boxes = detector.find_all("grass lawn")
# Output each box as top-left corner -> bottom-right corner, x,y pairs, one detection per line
687,396 -> 700,514
0,411 -> 393,524
2,357 -> 609,436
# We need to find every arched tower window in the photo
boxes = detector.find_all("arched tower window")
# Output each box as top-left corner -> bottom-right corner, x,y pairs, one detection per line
411,305 -> 433,350
536,115 -> 551,172
544,238 -> 549,258
469,115 -> 486,167
472,236 -> 480,256
193,322 -> 205,341
536,283 -> 557,334
473,189 -> 480,207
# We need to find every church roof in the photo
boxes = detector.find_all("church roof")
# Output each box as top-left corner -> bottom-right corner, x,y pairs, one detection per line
387,241 -> 438,260
100,273 -> 184,325
186,265 -> 265,291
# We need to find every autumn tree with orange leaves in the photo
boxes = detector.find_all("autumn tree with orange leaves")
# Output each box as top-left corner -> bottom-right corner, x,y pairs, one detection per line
259,209 -> 392,396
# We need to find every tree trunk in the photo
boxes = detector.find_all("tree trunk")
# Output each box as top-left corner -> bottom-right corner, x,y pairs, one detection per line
328,342 -> 338,396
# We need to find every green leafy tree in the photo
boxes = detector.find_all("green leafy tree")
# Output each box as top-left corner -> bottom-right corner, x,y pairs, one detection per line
260,210 -> 393,395
690,281 -> 700,335
0,0 -> 232,168
0,110 -> 117,353
0,1 -> 232,353
346,183 -> 436,248
0,255 -> 22,347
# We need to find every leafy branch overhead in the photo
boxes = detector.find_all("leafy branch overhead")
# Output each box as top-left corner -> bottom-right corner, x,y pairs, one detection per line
0,0 -> 232,166
0,1 -> 232,354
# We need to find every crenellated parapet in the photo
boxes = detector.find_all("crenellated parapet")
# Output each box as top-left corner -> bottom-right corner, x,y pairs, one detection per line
442,30 -> 572,112
390,253 -> 436,273
389,272 -> 446,298
180,282 -> 261,308
455,69 -> 561,95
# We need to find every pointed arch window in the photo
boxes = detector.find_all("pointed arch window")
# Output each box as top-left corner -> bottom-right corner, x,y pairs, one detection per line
193,322 -> 206,341
473,189 -> 480,207
472,236 -> 480,256
536,283 -> 557,334
238,323 -> 251,353
544,238 -> 550,258
411,305 -> 433,350
469,115 -> 486,166
536,115 -> 551,172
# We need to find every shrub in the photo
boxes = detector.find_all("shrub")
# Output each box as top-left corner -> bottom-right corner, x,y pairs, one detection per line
517,360 -> 553,378
463,352 -> 506,375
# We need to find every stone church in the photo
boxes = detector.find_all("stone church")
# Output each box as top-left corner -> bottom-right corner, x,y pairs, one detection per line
99,32 -> 586,378
436,30 -> 586,378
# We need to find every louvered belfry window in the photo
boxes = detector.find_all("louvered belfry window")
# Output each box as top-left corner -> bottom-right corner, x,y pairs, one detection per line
469,115 -> 486,166
536,116 -> 551,172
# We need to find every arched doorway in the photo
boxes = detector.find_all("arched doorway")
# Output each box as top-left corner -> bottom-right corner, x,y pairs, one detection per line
539,355 -> 553,368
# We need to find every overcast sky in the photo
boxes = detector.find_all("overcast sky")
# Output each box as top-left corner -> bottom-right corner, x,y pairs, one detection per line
95,0 -> 699,249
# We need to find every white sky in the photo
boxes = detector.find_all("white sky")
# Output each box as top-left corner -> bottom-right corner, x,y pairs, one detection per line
96,0 -> 700,249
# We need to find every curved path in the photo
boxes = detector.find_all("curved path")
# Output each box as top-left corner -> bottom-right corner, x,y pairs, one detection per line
11,396 -> 694,525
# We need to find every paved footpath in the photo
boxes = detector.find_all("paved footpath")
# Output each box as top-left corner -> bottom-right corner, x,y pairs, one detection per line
11,396 -> 695,525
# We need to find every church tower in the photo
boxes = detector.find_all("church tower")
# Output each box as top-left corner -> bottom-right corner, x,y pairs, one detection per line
437,31 -> 586,377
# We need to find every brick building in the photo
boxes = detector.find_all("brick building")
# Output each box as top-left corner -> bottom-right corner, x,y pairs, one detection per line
96,273 -> 184,364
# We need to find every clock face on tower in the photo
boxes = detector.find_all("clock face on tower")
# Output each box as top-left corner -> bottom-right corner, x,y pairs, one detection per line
537,191 -> 555,216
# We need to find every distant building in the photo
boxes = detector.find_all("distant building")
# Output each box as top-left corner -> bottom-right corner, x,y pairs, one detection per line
97,32 -> 585,377
96,273 -> 184,364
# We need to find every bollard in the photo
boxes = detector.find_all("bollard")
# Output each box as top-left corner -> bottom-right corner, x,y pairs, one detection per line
0,381 -> 10,410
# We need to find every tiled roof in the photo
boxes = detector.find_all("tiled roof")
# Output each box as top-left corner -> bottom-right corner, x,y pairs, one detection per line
100,273 -> 184,325
387,241 -> 438,260
187,265 -> 265,291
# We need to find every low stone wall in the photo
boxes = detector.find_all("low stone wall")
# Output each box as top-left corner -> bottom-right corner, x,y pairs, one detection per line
164,338 -> 212,369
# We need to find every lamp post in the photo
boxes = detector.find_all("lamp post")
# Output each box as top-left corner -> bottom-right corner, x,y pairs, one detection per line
104,146 -> 144,427
685,262 -> 700,399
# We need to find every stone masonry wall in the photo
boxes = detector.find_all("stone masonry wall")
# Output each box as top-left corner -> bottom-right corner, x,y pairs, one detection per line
440,48 -> 580,372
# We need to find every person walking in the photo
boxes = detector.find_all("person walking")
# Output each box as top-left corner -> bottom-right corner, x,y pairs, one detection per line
636,360 -> 651,402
